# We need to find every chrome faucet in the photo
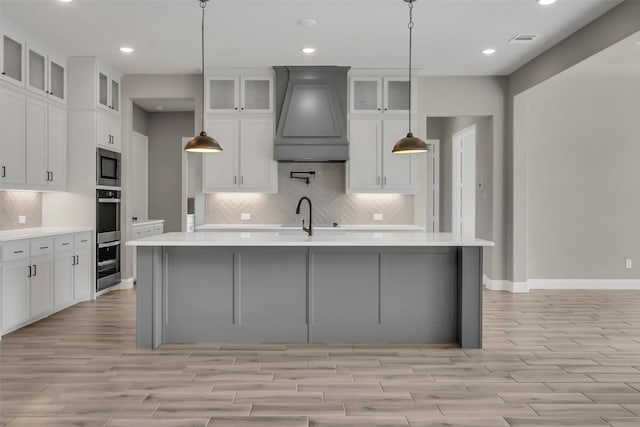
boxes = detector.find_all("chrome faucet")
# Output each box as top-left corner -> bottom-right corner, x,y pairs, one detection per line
295,196 -> 313,236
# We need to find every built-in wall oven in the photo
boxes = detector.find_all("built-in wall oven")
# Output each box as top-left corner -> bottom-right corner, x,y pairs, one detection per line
96,189 -> 121,291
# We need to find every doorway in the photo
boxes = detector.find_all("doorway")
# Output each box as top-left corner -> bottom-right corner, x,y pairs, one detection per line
452,125 -> 476,238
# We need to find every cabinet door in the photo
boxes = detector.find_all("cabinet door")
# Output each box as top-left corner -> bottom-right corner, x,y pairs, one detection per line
1,32 -> 25,86
239,118 -> 277,192
206,77 -> 239,113
240,76 -> 272,113
25,96 -> 49,187
1,259 -> 30,332
347,119 -> 381,192
203,118 -> 239,192
96,113 -> 112,148
0,86 -> 26,186
383,77 -> 410,114
26,45 -> 47,96
29,255 -> 53,319
54,250 -> 74,309
98,70 -> 109,109
47,105 -> 67,190
110,78 -> 119,112
73,247 -> 91,301
47,54 -> 66,104
382,120 -> 415,192
110,117 -> 121,151
350,77 -> 381,114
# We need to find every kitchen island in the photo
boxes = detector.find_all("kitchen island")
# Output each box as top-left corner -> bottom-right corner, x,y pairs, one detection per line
127,231 -> 493,349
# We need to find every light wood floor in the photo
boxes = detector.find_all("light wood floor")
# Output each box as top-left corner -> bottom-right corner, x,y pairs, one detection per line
1,288 -> 639,427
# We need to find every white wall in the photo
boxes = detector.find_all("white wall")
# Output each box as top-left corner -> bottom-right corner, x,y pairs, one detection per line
518,69 -> 640,280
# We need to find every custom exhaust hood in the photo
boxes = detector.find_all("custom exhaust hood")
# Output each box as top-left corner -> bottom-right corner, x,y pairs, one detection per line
273,66 -> 350,162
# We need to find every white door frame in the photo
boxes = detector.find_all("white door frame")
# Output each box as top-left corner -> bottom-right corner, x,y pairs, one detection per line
426,139 -> 440,233
452,125 -> 476,238
131,131 -> 149,221
181,137 -> 190,232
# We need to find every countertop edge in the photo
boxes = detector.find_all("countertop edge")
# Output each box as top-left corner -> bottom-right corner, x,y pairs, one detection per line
0,227 -> 95,243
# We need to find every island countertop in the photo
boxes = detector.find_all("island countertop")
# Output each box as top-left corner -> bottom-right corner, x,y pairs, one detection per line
126,231 -> 493,247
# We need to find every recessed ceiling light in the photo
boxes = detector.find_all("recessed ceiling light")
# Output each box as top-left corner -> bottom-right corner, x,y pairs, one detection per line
59,0 -> 73,3
301,47 -> 316,54
537,0 -> 557,5
120,46 -> 134,54
297,18 -> 317,28
482,48 -> 496,55
155,106 -> 164,111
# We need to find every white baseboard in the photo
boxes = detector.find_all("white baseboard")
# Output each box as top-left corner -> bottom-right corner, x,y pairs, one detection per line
528,279 -> 640,290
484,275 -> 640,292
118,278 -> 135,290
483,275 -> 529,293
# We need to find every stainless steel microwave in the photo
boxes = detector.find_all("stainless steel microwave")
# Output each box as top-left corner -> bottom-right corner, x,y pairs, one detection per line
97,148 -> 121,187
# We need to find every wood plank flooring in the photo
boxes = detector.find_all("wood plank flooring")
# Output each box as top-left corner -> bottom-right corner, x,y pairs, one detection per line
1,288 -> 639,426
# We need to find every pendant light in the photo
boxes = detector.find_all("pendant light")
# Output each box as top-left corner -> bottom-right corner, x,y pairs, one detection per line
185,0 -> 223,153
392,0 -> 428,154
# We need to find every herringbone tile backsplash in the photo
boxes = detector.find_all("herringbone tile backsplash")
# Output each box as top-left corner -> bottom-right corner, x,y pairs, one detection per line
206,163 -> 413,225
0,191 -> 43,230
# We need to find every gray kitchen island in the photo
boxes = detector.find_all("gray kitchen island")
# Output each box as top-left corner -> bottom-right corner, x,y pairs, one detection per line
127,231 -> 493,349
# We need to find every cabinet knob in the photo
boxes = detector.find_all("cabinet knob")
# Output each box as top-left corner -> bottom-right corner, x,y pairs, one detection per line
377,108 -> 381,111
241,107 -> 245,111
1,72 -> 5,75
384,108 -> 388,111
234,107 -> 238,110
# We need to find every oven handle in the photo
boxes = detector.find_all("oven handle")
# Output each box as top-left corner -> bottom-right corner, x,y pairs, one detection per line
98,198 -> 121,203
98,241 -> 121,249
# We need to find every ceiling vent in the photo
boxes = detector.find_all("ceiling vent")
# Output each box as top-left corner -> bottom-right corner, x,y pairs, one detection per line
509,34 -> 539,44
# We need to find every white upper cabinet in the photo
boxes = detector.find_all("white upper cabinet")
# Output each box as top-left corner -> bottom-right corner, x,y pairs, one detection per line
203,117 -> 277,193
97,112 -> 121,151
347,118 -> 415,194
26,42 -> 66,104
206,75 -> 273,114
97,65 -> 120,113
0,86 -> 26,187
350,76 -> 410,115
0,26 -> 25,87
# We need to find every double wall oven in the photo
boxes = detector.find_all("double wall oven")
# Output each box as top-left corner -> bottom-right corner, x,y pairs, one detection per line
96,148 -> 121,291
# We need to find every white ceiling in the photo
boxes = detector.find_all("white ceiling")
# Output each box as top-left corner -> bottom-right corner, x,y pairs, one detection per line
0,0 -> 624,77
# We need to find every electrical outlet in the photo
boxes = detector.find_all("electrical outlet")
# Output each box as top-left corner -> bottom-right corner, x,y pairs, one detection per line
373,213 -> 384,221
626,258 -> 633,269
240,212 -> 251,221
18,215 -> 26,224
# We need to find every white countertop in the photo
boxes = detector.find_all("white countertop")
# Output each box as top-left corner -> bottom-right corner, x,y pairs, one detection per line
132,219 -> 165,227
196,224 -> 425,232
0,227 -> 94,243
127,231 -> 493,247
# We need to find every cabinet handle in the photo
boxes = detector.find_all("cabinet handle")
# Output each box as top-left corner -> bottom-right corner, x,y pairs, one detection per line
241,176 -> 244,185
2,166 -> 6,177
13,250 -> 24,254
72,255 -> 76,265
33,264 -> 37,277
1,72 -> 5,75
62,242 -> 70,246
233,176 -> 237,184
50,171 -> 54,182
383,177 -> 387,185
81,239 -> 88,243
376,176 -> 380,185
40,246 -> 48,250
28,265 -> 32,278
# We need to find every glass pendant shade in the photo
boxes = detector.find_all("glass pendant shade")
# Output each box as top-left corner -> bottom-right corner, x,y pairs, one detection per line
392,132 -> 428,153
184,131 -> 222,153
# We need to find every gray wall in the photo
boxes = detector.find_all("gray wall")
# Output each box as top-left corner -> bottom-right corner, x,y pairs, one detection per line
507,0 -> 640,283
518,68 -> 640,280
416,77 -> 507,281
147,112 -> 194,233
132,103 -> 149,136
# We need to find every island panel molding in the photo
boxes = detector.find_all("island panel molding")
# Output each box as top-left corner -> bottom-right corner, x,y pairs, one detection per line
131,232 -> 490,349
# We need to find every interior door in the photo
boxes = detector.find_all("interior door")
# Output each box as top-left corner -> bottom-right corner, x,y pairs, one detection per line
131,131 -> 149,221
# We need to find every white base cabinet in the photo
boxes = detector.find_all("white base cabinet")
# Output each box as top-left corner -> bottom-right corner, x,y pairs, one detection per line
1,231 -> 92,335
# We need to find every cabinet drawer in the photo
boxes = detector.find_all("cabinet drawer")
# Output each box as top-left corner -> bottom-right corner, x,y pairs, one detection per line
30,238 -> 53,256
74,233 -> 91,248
153,224 -> 163,235
143,226 -> 154,236
133,227 -> 146,239
2,240 -> 30,262
55,235 -> 74,252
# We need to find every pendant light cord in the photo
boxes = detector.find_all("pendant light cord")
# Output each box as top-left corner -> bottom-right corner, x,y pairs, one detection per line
201,0 -> 207,130
407,0 -> 414,134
